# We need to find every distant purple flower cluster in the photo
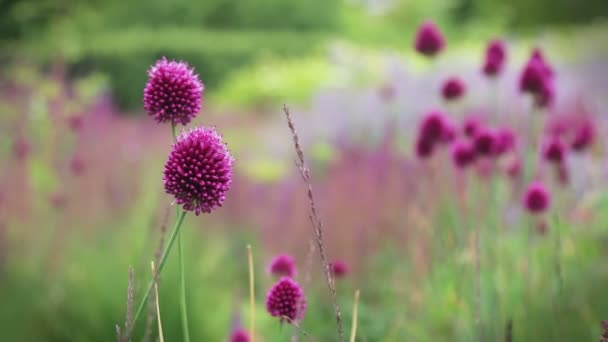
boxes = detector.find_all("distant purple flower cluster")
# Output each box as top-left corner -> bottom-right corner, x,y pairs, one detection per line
268,254 -> 297,278
414,21 -> 445,57
483,39 -> 506,77
519,49 -> 556,108
229,328 -> 250,342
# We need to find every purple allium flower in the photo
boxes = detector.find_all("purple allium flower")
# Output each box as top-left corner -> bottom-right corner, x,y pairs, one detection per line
229,328 -> 250,342
419,110 -> 446,144
523,181 -> 551,214
530,48 -> 554,78
440,118 -> 457,143
414,21 -> 445,57
451,139 -> 476,168
330,260 -> 349,278
542,135 -> 566,164
266,277 -> 307,323
163,126 -> 234,215
495,128 -> 516,155
571,120 -> 594,152
415,137 -> 434,159
143,57 -> 204,125
519,59 -> 547,95
473,128 -> 497,157
482,39 -> 506,77
13,136 -> 30,160
268,254 -> 297,278
535,79 -> 555,108
463,116 -> 482,138
506,157 -> 522,179
441,77 -> 466,101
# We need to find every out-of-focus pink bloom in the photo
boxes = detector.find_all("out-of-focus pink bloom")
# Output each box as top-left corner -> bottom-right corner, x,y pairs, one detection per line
13,136 -> 30,160
495,128 -> 516,155
506,157 -> 522,179
482,39 -> 506,77
70,155 -> 85,176
268,254 -> 297,278
523,181 -> 551,214
415,137 -> 434,159
67,116 -> 84,132
229,328 -> 250,342
414,21 -> 445,57
463,116 -> 482,138
451,139 -> 476,168
571,120 -> 594,152
330,260 -> 349,278
473,128 -> 497,157
441,77 -> 466,101
542,135 -> 566,164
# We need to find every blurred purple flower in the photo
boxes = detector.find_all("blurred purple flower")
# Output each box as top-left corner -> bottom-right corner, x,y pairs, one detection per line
265,277 -> 307,323
495,128 -> 516,155
483,39 -> 506,77
13,136 -> 30,160
268,254 -> 297,278
414,21 -> 445,57
163,126 -> 234,215
419,110 -> 447,144
330,260 -> 349,278
542,135 -> 566,164
523,181 -> 551,214
571,120 -> 594,151
441,77 -> 466,101
451,139 -> 476,168
229,328 -> 250,342
67,116 -> 84,132
506,157 -> 522,179
415,137 -> 434,159
473,128 -> 497,157
463,116 -> 482,138
143,57 -> 204,125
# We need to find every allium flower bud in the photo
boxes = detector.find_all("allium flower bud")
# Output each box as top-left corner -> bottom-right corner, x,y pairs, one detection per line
451,139 -> 476,168
531,48 -> 554,78
441,77 -> 466,101
330,260 -> 349,278
419,110 -> 447,144
229,328 -> 250,342
473,128 -> 497,157
266,277 -> 307,323
482,39 -> 506,77
542,135 -> 566,164
268,254 -> 297,278
463,116 -> 481,138
495,128 -> 516,155
519,59 -> 547,95
414,21 -> 445,57
415,137 -> 434,159
571,120 -> 594,151
163,126 -> 234,215
144,57 -> 204,125
523,181 -> 551,214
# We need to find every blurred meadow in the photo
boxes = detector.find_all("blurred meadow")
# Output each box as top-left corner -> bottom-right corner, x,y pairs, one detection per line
1,0 -> 608,341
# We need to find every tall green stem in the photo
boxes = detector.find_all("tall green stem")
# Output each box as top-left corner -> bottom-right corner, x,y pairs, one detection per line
131,210 -> 187,336
171,123 -> 191,342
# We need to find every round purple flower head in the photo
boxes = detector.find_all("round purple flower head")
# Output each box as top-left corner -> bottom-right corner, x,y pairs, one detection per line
495,128 -> 516,155
268,254 -> 297,278
266,277 -> 307,323
473,128 -> 497,157
451,139 -> 476,168
483,39 -> 506,76
419,110 -> 447,144
144,57 -> 204,125
415,137 -> 434,159
519,59 -> 547,95
543,135 -> 566,164
163,126 -> 233,215
523,181 -> 551,214
229,328 -> 250,342
414,21 -> 445,57
571,120 -> 594,151
441,77 -> 466,101
463,116 -> 482,138
330,260 -> 349,278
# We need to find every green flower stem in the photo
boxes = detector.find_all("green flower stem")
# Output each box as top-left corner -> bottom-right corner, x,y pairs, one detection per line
131,210 -> 187,335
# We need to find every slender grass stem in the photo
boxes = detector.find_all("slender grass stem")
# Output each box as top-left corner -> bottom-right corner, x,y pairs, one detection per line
349,290 -> 360,342
247,245 -> 256,342
130,210 -> 187,337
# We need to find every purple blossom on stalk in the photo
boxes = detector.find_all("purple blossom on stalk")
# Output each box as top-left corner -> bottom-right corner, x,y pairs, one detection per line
571,120 -> 594,151
415,137 -> 434,159
519,49 -> 556,108
495,128 -> 516,155
506,157 -> 522,179
473,128 -> 497,157
229,328 -> 250,342
542,135 -> 566,164
441,77 -> 466,101
440,118 -> 457,143
143,57 -> 204,125
419,110 -> 447,144
523,181 -> 551,214
414,21 -> 445,57
463,116 -> 482,138
265,277 -> 307,323
482,39 -> 506,77
163,126 -> 234,215
268,254 -> 297,278
451,139 -> 476,168
330,260 -> 349,278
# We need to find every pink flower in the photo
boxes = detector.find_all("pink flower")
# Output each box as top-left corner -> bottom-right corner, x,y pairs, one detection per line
414,21 -> 445,57
523,181 -> 551,214
266,277 -> 307,323
229,328 -> 250,342
163,126 -> 234,215
143,57 -> 204,125
268,254 -> 297,278
330,260 -> 349,278
441,77 -> 466,101
450,139 -> 476,168
482,39 -> 506,77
